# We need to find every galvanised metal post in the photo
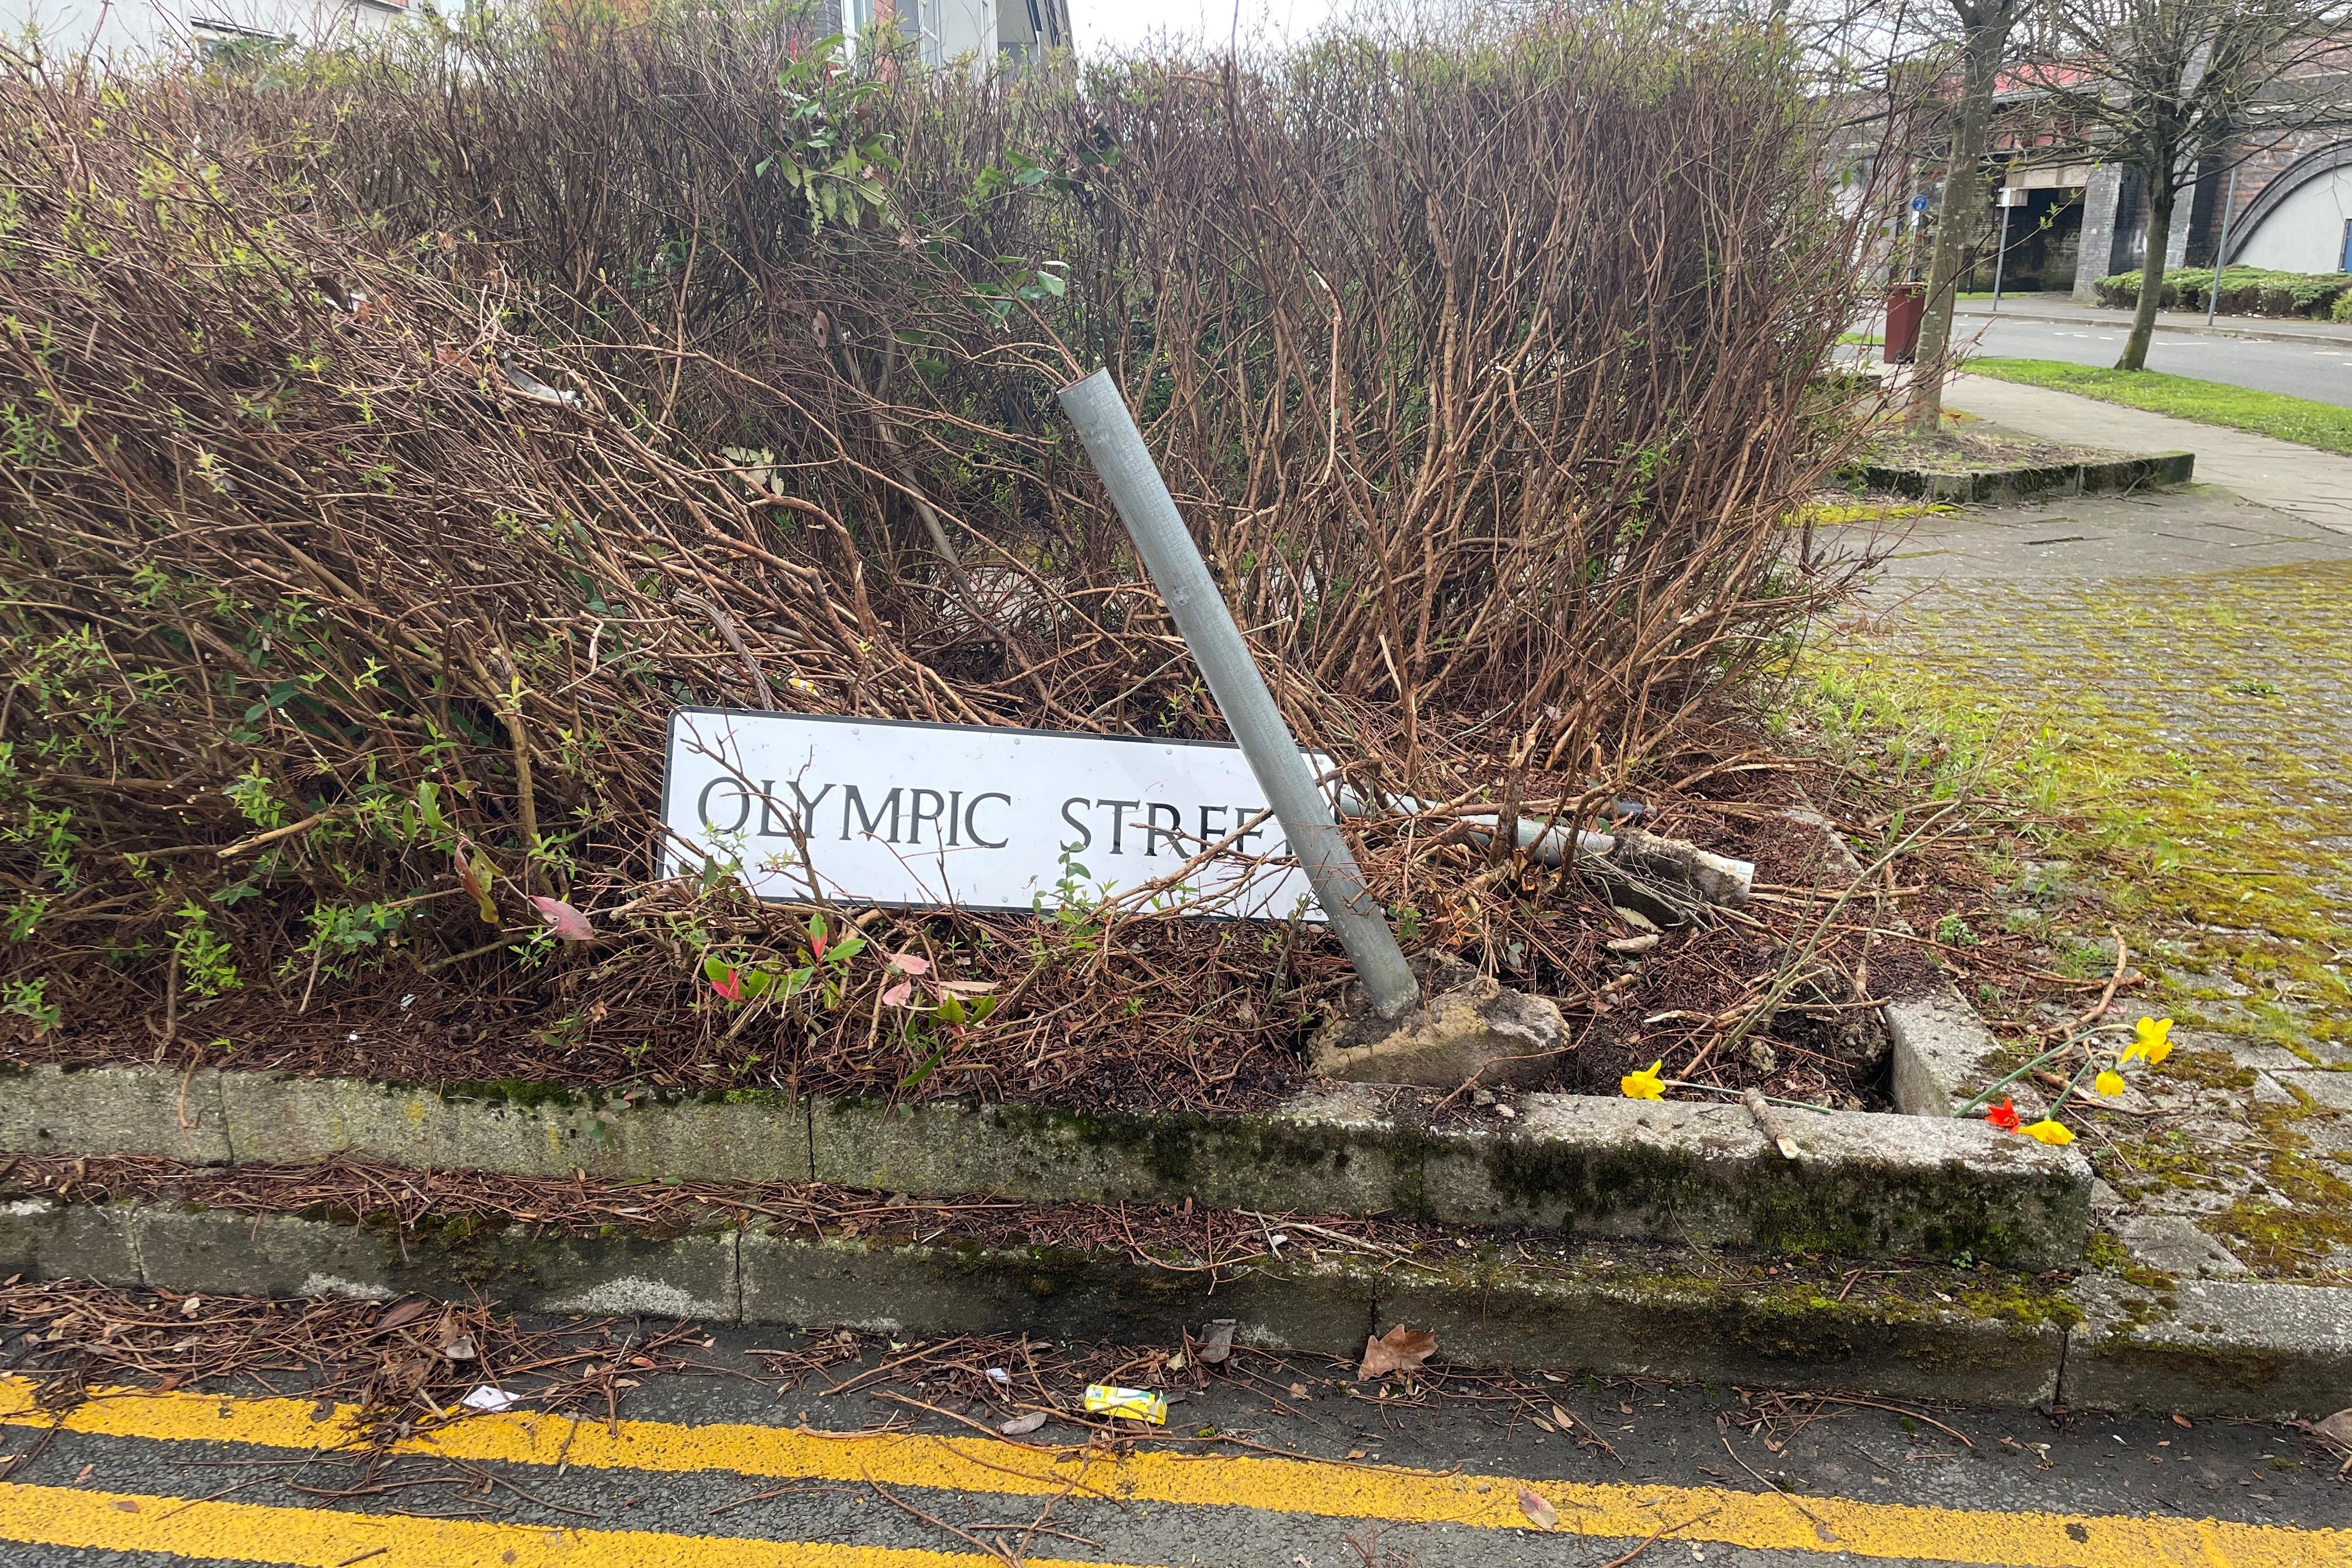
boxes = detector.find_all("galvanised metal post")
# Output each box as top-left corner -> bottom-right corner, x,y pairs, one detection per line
2208,165 -> 2240,329
1058,369 -> 1419,1021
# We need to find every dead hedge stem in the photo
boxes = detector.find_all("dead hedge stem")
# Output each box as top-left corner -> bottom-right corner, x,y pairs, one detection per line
0,1 -> 1895,1103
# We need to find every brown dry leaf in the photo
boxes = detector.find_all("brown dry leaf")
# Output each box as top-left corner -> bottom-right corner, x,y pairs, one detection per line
1551,1404 -> 1578,1433
1532,1418 -> 1556,1434
1346,1448 -> 1367,1460
2172,1412 -> 2193,1429
111,1500 -> 139,1513
373,1298 -> 430,1335
1000,1411 -> 1049,1437
2312,1409 -> 2352,1447
1517,1485 -> 1559,1530
1287,1382 -> 1310,1398
1356,1325 -> 1437,1381
1198,1319 -> 1237,1366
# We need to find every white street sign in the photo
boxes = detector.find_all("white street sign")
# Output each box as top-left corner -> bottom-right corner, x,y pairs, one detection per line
1997,187 -> 2028,207
660,709 -> 1327,921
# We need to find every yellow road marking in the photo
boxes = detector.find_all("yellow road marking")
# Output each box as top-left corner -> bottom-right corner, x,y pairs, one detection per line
2,1378 -> 2345,1567
0,1481 -> 1134,1567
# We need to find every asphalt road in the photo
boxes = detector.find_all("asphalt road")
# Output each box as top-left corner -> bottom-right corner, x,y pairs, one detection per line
0,1325 -> 2344,1567
1951,309 -> 2352,407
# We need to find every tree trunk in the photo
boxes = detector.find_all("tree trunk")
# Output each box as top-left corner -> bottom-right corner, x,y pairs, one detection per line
1908,10 -> 2011,426
2119,174 -> 2176,372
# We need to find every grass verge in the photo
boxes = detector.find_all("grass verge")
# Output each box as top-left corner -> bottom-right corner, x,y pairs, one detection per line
1963,356 -> 2352,456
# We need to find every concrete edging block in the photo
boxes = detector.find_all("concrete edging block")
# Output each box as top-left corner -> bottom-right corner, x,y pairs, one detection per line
810,1084 -> 1402,1215
1422,1093 -> 2088,1269
0,1064 -> 229,1164
4,1065 -> 2086,1265
214,1075 -> 813,1184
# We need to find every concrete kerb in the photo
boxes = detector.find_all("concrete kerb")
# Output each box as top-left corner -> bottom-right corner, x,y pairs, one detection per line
0,1195 -> 2068,1409
2060,1273 -> 2352,1422
0,1063 -> 2087,1269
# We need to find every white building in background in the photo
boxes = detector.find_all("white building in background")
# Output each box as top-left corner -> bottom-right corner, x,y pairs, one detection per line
845,0 -> 1068,73
9,0 -> 1066,71
7,0 -> 406,63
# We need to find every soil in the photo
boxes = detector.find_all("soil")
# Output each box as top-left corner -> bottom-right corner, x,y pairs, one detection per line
1,732 -> 1959,1119
1866,415 -> 2123,473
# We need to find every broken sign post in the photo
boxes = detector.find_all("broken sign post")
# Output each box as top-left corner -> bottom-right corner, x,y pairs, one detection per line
1056,368 -> 1420,1021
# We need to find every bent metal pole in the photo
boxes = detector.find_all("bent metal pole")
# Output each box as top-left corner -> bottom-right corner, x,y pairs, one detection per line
1058,368 -> 1419,1021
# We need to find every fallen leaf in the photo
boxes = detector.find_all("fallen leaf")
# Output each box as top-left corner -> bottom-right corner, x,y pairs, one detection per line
1357,1324 -> 1437,1381
1287,1382 -> 1310,1398
2172,1412 -> 2194,1430
881,981 -> 914,1008
887,951 -> 931,975
1000,1410 -> 1049,1436
111,1500 -> 139,1513
1346,1448 -> 1367,1460
2312,1409 -> 2352,1447
373,1298 -> 430,1335
1532,1418 -> 1556,1434
1552,1404 -> 1578,1434
1198,1319 -> 1237,1366
1619,1401 -> 1634,1415
528,895 -> 593,942
440,1334 -> 477,1362
937,978 -> 998,995
180,1296 -> 202,1320
1517,1485 -> 1559,1530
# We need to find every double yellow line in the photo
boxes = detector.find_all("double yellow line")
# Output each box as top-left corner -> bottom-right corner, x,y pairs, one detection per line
0,1378 -> 2342,1566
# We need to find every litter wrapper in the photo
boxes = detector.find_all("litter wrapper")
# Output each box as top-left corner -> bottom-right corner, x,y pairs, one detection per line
1083,1384 -> 1167,1426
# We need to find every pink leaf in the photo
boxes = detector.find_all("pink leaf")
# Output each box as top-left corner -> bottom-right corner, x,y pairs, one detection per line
528,895 -> 593,942
936,979 -> 997,996
881,981 -> 914,1008
711,968 -> 743,1003
887,952 -> 931,976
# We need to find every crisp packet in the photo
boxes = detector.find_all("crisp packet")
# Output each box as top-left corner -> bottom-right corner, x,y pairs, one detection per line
1082,1384 -> 1168,1425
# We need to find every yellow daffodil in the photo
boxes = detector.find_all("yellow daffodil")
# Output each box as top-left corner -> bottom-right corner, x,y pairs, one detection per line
2120,1016 -> 2174,1067
1620,1060 -> 1665,1100
2021,1119 -> 2074,1146
2094,1070 -> 2126,1098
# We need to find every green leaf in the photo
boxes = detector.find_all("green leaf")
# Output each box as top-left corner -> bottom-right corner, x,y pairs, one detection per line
742,968 -> 775,998
703,954 -> 731,985
1035,270 -> 1066,298
936,994 -> 965,1026
828,933 -> 866,964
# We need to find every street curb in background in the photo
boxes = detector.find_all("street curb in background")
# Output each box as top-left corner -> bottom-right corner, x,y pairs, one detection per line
1863,452 -> 2194,506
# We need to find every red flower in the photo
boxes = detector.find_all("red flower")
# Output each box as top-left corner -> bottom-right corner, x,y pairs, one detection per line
710,967 -> 744,1003
1986,1097 -> 2021,1132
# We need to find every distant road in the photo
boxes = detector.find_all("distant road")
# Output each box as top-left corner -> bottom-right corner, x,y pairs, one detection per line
1951,305 -> 2352,407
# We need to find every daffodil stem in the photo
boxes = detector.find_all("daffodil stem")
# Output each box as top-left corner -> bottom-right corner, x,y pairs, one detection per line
1951,1038 -> 2080,1119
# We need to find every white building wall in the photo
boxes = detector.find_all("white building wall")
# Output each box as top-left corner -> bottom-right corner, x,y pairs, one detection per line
2235,168 -> 2352,274
8,0 -> 403,65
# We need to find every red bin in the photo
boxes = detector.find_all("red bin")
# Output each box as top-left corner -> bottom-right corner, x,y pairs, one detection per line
1882,282 -> 1926,365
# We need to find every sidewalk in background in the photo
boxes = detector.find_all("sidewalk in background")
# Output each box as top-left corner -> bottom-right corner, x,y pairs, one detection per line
1943,372 -> 2352,535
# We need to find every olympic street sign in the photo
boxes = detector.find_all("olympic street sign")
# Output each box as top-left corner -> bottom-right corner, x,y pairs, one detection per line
660,708 -> 1328,920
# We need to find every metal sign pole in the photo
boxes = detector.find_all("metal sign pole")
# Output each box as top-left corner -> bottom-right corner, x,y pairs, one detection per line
1058,369 -> 1419,1021
2208,165 -> 2240,329
1990,193 -> 2013,309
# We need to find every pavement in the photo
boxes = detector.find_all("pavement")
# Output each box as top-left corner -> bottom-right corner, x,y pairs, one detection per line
1942,372 -> 2352,534
1838,380 -> 2352,1292
1,1348 -> 2347,1568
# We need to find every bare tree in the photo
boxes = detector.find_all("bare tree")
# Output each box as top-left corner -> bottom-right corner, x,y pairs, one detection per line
2016,0 -> 2352,370
1909,0 -> 2028,425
